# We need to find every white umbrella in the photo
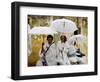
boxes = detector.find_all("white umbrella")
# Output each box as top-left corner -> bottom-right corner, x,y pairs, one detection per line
68,34 -> 87,45
29,27 -> 57,35
50,18 -> 78,33
29,26 -> 57,42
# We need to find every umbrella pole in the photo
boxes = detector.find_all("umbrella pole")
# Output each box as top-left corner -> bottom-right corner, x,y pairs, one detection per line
42,35 -> 45,43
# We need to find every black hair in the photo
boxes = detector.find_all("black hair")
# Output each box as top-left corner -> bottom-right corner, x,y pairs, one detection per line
60,35 -> 67,42
74,30 -> 79,35
47,35 -> 53,40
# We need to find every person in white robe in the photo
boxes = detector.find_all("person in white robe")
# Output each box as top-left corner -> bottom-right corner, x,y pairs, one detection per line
27,24 -> 32,56
36,35 -> 58,66
57,35 -> 71,65
67,30 -> 88,64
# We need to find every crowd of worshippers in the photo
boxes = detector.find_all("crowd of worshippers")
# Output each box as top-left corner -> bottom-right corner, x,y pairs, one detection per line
36,34 -> 87,66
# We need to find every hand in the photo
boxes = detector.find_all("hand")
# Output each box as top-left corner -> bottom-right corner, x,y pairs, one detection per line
42,42 -> 44,46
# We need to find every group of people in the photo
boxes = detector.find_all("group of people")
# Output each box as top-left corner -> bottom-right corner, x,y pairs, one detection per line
36,35 -> 87,66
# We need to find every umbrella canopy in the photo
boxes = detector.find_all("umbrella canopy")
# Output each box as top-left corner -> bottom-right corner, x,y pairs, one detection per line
50,18 -> 78,33
29,27 -> 57,35
68,34 -> 87,45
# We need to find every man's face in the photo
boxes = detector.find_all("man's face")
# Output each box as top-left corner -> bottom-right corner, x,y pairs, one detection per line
60,36 -> 65,42
47,38 -> 53,44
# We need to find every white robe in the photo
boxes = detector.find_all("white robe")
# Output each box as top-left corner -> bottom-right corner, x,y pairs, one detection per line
57,41 -> 71,65
67,46 -> 87,64
36,42 -> 57,66
27,24 -> 32,56
67,45 -> 78,63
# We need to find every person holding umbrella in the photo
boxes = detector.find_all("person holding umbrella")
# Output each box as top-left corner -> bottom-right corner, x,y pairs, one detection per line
56,35 -> 71,65
36,35 -> 58,66
50,18 -> 79,65
67,30 -> 88,64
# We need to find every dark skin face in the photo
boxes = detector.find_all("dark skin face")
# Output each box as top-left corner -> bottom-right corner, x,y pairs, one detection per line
47,38 -> 53,44
41,37 -> 53,53
60,35 -> 67,43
